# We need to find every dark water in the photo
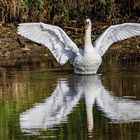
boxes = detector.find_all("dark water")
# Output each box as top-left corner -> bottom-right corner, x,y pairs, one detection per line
0,59 -> 140,140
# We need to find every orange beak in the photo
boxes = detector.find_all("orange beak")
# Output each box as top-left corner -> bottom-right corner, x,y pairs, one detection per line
85,23 -> 91,29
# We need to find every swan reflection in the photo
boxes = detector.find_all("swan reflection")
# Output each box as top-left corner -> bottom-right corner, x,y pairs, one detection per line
20,75 -> 140,134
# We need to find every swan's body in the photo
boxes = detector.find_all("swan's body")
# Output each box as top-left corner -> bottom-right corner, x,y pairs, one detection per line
74,47 -> 102,74
17,19 -> 140,74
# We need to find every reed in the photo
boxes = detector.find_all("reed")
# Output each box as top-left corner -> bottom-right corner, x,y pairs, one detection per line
0,0 -> 139,23
0,0 -> 22,23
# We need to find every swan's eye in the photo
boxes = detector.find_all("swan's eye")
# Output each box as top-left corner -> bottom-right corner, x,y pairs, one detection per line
85,22 -> 89,25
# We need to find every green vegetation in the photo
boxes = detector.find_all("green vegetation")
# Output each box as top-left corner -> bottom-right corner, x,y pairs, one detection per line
0,0 -> 139,23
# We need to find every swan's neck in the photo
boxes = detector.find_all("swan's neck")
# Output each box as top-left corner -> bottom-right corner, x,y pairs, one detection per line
84,28 -> 92,54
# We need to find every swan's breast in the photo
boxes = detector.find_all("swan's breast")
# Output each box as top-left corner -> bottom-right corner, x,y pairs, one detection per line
74,48 -> 102,74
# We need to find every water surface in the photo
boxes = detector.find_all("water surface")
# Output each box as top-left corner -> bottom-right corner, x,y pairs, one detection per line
0,62 -> 140,140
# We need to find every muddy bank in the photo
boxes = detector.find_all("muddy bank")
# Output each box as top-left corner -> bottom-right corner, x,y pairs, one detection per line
0,24 -> 53,68
0,21 -> 140,68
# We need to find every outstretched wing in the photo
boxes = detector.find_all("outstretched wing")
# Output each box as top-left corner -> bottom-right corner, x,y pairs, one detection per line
94,23 -> 140,56
17,23 -> 79,64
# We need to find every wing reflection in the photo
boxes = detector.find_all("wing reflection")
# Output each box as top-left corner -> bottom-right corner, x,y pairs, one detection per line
20,75 -> 140,134
20,78 -> 82,134
76,75 -> 140,132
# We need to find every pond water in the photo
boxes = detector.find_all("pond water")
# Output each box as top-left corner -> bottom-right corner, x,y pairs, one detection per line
0,57 -> 140,140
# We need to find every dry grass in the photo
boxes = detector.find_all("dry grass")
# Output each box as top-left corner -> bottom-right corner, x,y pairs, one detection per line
0,0 -> 22,23
0,0 -> 139,24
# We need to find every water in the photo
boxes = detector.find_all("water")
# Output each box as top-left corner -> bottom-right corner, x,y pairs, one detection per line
0,59 -> 140,140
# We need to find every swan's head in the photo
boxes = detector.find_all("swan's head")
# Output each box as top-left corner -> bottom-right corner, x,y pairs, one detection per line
85,19 -> 92,30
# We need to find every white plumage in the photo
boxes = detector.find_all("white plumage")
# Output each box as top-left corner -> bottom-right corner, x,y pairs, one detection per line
17,19 -> 140,74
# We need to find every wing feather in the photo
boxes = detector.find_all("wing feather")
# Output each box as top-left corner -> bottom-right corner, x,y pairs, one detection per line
17,23 -> 79,64
94,23 -> 140,56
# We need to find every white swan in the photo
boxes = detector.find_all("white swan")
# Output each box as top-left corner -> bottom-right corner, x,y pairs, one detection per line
17,19 -> 140,74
